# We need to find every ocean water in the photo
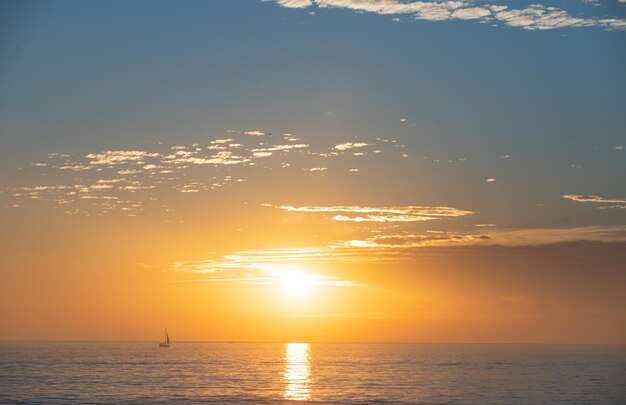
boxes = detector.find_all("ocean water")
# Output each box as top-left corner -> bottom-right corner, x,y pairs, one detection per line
0,342 -> 624,404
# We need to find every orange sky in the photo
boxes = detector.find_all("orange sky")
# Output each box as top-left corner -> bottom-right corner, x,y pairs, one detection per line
1,200 -> 624,344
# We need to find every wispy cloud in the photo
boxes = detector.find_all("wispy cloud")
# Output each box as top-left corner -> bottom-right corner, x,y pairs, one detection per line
562,194 -> 626,204
171,225 -> 626,275
267,204 -> 475,222
171,260 -> 358,287
171,225 -> 626,278
484,225 -> 626,246
267,0 -> 626,30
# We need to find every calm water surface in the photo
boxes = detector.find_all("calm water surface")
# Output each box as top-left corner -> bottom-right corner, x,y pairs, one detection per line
1,342 -> 624,404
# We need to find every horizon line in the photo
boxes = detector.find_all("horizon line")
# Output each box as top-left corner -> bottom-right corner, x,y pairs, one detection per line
1,339 -> 624,346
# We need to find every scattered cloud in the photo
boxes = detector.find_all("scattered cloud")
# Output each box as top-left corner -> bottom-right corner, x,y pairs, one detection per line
267,0 -> 626,30
5,131 -> 406,216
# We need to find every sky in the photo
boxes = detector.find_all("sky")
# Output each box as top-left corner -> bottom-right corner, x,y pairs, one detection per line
0,0 -> 625,344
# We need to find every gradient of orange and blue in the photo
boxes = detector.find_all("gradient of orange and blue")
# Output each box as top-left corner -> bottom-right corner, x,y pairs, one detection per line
1,0 -> 625,344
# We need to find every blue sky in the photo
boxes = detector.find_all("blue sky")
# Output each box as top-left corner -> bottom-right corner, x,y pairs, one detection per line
2,0 -> 625,225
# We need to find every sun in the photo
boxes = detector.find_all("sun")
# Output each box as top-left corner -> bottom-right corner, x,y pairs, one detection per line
259,264 -> 323,298
278,270 -> 316,298
275,267 -> 317,298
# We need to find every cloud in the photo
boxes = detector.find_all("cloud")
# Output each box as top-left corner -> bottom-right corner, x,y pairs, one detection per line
59,164 -> 94,171
332,213 -> 436,222
485,226 -> 626,246
562,194 -> 626,204
171,260 -> 358,287
283,133 -> 301,142
211,138 -> 234,144
163,151 -> 252,165
355,232 -> 490,248
251,144 -> 309,152
267,0 -> 626,30
267,204 -> 475,222
171,225 -> 626,278
596,205 -> 626,210
7,131 -> 404,216
451,7 -> 490,20
493,5 -> 586,30
314,0 -> 466,21
333,142 -> 371,151
244,130 -> 266,136
273,0 -> 313,8
86,150 -> 161,165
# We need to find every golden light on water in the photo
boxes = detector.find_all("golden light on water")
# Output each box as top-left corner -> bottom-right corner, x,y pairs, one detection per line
284,343 -> 311,401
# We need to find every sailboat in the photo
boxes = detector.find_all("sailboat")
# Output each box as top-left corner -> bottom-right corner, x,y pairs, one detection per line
159,329 -> 171,347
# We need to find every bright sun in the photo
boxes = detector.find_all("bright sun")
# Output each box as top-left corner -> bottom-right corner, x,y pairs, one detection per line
275,268 -> 317,298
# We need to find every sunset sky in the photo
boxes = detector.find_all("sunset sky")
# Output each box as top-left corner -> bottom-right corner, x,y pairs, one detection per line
1,0 -> 625,344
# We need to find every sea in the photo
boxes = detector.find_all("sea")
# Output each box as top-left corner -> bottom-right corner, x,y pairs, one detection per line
0,342 -> 624,404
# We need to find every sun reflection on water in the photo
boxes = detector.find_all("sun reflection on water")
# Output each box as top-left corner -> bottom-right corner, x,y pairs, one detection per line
284,343 -> 311,401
